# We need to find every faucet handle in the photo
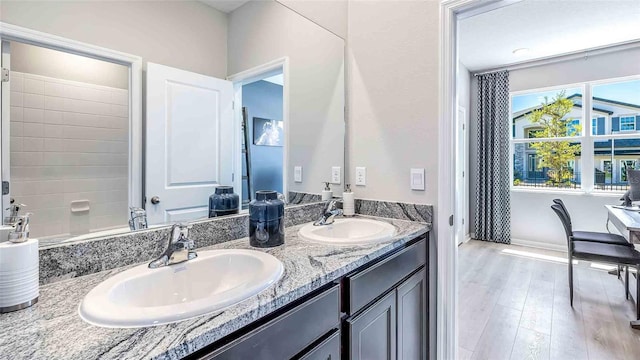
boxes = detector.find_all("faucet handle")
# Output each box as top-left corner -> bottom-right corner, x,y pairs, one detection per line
6,203 -> 26,214
171,222 -> 192,239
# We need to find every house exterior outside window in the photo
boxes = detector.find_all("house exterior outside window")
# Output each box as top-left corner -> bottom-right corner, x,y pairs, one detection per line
511,78 -> 640,192
620,116 -> 636,131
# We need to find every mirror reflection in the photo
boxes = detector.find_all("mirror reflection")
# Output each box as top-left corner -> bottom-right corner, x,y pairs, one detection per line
1,0 -> 345,246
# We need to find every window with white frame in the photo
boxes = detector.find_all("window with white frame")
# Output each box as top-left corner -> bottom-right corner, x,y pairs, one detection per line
511,77 -> 640,192
620,116 -> 636,131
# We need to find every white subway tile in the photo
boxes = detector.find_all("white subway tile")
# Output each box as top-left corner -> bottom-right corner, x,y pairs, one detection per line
10,181 -> 26,196
23,123 -> 44,137
94,89 -> 112,103
23,137 -> 44,152
45,82 -> 66,97
44,110 -> 64,124
10,76 -> 24,92
10,106 -> 23,122
45,96 -> 65,111
10,91 -> 23,107
11,152 -> 43,166
43,124 -> 64,138
23,93 -> 45,109
110,104 -> 128,118
24,78 -> 45,95
44,139 -> 65,152
111,89 -> 128,106
11,122 -> 23,137
10,137 -> 23,152
23,108 -> 44,123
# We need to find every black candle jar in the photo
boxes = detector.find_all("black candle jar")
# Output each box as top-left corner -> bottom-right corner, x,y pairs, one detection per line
249,190 -> 285,248
209,186 -> 239,218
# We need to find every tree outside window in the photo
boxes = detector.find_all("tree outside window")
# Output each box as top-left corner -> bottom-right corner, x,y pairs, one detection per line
527,91 -> 581,186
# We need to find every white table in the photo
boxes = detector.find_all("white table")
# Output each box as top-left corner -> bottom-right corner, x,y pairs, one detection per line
605,205 -> 640,329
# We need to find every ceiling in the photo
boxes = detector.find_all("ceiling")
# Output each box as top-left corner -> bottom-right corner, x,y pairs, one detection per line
459,0 -> 640,71
200,0 -> 249,13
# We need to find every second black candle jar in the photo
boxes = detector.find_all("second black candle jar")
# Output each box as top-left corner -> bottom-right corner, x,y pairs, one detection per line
249,190 -> 285,247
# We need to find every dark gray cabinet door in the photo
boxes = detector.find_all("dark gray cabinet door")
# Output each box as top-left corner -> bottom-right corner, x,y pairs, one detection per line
347,290 -> 396,360
397,269 -> 427,360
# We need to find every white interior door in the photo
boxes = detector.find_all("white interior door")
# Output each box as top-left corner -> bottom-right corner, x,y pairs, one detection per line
455,106 -> 467,245
1,40 -> 10,220
146,63 -> 234,224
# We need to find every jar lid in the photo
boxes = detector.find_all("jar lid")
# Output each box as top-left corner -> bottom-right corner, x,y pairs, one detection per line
215,186 -> 234,195
255,190 -> 277,201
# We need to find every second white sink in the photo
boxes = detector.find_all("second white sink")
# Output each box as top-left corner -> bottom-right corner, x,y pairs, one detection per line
299,218 -> 397,245
79,249 -> 283,328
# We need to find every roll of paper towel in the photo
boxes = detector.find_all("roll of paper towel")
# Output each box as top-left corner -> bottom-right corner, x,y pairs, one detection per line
0,239 -> 39,313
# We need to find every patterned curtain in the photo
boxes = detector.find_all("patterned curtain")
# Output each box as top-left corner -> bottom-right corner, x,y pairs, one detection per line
474,71 -> 511,244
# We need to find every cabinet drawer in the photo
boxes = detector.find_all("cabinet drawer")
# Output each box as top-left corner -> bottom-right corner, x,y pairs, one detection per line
346,239 -> 426,314
206,285 -> 340,359
299,330 -> 340,360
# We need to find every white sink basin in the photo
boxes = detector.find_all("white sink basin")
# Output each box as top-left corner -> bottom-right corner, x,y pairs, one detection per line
299,218 -> 397,245
79,249 -> 283,328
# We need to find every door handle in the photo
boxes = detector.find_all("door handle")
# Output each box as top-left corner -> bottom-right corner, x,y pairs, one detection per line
151,196 -> 160,204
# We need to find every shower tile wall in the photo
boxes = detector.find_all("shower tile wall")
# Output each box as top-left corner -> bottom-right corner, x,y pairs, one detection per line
9,72 -> 129,239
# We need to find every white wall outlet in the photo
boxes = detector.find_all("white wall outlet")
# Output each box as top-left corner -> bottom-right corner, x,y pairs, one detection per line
410,168 -> 425,190
331,166 -> 341,184
294,166 -> 303,183
355,167 -> 366,186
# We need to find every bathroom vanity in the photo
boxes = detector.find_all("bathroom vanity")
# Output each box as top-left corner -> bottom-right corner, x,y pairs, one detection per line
0,213 -> 431,360
197,236 -> 427,359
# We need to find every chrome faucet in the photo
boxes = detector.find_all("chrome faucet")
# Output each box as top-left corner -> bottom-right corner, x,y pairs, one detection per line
128,207 -> 148,231
8,213 -> 31,243
148,223 -> 197,268
314,199 -> 343,226
5,202 -> 26,226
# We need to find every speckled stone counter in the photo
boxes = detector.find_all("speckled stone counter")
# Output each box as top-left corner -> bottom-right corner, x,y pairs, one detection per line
0,216 -> 430,360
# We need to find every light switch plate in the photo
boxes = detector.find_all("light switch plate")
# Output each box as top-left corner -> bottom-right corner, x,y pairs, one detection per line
410,168 -> 425,190
294,166 -> 303,183
355,167 -> 366,186
331,166 -> 341,184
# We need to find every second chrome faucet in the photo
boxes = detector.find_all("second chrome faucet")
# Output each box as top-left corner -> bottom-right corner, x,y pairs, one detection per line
314,199 -> 343,226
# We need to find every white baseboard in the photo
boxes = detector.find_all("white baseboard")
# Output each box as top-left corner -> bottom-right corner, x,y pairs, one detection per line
510,238 -> 567,253
463,234 -> 472,244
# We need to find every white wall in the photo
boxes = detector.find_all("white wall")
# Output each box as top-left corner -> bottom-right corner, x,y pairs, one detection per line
228,0 -> 345,196
10,72 -> 129,238
468,47 -> 640,246
0,0 -> 228,77
10,41 -> 128,89
347,0 -> 439,205
276,0 -> 348,39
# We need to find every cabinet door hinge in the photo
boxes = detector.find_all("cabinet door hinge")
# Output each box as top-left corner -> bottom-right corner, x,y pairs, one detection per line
1,68 -> 9,82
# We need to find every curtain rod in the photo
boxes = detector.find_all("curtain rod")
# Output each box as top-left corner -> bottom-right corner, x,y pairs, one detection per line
473,39 -> 640,76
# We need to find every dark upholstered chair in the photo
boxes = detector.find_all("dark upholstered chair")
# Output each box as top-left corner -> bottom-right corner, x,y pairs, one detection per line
551,204 -> 640,320
552,199 -> 632,247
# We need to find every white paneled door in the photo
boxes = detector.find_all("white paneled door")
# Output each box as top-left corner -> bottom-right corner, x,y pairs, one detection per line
146,63 -> 234,224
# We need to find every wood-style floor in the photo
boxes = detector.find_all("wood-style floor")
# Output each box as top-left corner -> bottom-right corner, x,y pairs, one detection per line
458,240 -> 640,360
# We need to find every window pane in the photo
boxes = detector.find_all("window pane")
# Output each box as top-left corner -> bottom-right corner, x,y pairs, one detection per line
513,141 -> 581,189
592,80 -> 640,135
512,87 -> 582,139
593,138 -> 640,191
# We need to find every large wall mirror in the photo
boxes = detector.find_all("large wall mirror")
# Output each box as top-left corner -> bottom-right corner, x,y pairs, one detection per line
0,0 -> 345,246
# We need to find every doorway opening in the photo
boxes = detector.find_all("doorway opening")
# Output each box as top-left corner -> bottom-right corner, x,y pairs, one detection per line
228,58 -> 289,208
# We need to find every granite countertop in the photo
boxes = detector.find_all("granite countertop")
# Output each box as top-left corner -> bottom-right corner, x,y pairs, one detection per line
0,216 -> 430,360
